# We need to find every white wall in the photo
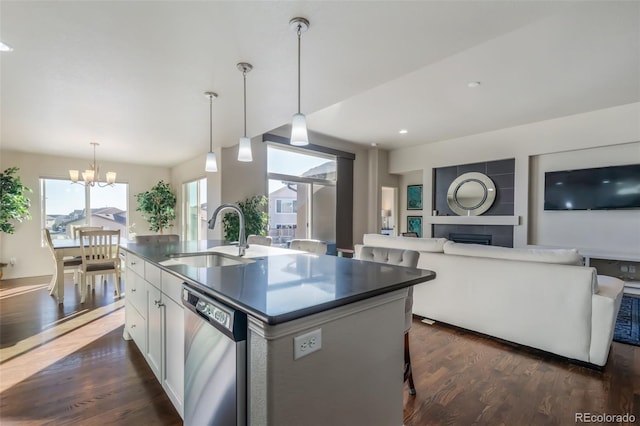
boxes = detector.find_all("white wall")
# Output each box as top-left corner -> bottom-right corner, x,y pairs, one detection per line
529,142 -> 640,254
389,102 -> 640,252
0,150 -> 171,279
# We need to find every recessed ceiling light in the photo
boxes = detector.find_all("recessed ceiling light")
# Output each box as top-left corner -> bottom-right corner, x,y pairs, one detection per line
467,81 -> 481,88
399,129 -> 408,134
0,42 -> 14,52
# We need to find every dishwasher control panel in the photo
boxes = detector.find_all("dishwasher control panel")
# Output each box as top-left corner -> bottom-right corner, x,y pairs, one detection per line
182,284 -> 247,341
195,299 -> 231,330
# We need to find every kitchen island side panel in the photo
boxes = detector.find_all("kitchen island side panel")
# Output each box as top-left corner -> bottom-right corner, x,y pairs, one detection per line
248,290 -> 406,426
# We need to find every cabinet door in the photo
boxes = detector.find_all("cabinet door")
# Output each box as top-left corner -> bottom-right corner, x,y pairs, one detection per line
125,303 -> 146,353
163,296 -> 184,418
126,269 -> 147,315
146,283 -> 162,381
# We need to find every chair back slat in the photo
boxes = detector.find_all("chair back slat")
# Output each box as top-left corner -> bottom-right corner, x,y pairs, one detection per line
73,225 -> 103,240
79,230 -> 120,267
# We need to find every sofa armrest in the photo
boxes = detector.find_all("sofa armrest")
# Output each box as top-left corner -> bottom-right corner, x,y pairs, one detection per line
589,275 -> 624,366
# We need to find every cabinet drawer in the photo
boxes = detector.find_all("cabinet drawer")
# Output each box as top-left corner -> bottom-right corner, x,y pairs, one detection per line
125,303 -> 146,353
127,271 -> 147,316
161,271 -> 184,305
145,262 -> 162,289
127,253 -> 145,276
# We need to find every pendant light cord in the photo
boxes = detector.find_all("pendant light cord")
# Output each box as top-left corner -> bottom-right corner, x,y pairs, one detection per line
209,94 -> 213,152
243,69 -> 247,137
297,24 -> 302,114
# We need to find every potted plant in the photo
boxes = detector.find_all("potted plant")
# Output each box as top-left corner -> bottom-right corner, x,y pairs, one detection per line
222,195 -> 268,242
136,180 -> 176,234
1,167 -> 32,279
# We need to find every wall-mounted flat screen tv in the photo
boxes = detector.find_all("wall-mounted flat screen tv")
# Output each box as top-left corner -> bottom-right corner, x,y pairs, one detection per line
544,164 -> 640,210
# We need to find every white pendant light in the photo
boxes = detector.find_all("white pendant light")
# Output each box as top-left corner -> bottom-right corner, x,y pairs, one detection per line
204,91 -> 219,173
289,17 -> 310,146
237,62 -> 253,162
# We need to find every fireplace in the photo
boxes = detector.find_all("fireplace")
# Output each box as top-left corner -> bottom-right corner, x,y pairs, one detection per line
449,233 -> 492,245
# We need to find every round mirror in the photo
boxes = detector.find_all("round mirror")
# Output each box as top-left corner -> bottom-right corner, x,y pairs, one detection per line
447,172 -> 496,216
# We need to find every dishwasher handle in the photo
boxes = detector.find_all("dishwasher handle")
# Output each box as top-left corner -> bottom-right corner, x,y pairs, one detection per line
182,283 -> 247,342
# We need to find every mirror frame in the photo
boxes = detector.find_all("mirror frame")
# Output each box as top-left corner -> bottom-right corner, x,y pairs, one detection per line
446,172 -> 496,216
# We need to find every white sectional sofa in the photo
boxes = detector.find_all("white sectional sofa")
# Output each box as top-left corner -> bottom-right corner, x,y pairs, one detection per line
355,234 -> 625,366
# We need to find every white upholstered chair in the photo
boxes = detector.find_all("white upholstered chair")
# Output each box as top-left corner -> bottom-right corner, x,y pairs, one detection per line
355,245 -> 420,395
247,234 -> 272,246
78,230 -> 121,303
289,239 -> 327,255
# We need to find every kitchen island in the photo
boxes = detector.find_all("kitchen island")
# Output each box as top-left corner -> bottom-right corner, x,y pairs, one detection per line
121,240 -> 435,426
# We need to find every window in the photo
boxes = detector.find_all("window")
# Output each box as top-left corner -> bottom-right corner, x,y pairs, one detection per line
267,145 -> 336,247
41,178 -> 128,239
276,199 -> 297,213
183,178 -> 207,241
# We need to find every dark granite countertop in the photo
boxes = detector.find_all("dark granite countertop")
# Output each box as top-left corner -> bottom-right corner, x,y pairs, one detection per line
121,240 -> 435,325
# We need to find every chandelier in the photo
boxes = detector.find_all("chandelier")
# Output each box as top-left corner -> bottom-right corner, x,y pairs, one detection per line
69,142 -> 116,187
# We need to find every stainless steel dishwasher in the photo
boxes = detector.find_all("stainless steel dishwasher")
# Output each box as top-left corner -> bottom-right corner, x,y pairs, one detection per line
182,283 -> 247,426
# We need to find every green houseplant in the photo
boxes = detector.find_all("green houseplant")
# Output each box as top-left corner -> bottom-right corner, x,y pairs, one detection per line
1,167 -> 32,234
136,180 -> 176,234
222,195 -> 268,242
1,167 -> 32,279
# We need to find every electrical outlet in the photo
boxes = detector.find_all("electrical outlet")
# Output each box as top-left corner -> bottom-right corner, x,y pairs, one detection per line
9,257 -> 16,266
621,265 -> 629,273
629,265 -> 637,274
293,328 -> 322,360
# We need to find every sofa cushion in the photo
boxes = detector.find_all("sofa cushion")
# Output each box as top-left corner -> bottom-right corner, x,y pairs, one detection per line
443,241 -> 584,265
362,234 -> 447,253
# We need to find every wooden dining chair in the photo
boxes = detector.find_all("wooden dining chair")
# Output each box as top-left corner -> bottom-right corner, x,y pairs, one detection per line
72,225 -> 103,239
78,229 -> 121,304
43,228 -> 83,296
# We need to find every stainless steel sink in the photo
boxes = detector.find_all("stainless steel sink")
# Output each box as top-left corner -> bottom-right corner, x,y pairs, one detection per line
162,252 -> 255,268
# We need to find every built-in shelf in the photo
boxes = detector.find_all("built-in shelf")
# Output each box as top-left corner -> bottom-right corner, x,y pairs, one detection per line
426,215 -> 520,226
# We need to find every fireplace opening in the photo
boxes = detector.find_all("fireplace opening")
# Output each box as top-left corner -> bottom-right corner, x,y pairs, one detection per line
449,233 -> 492,245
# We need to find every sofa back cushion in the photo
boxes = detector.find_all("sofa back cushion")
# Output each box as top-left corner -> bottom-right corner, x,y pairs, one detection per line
443,241 -> 584,265
362,234 -> 447,253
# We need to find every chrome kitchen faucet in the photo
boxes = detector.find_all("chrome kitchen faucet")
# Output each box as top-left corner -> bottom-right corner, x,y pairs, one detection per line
208,204 -> 247,256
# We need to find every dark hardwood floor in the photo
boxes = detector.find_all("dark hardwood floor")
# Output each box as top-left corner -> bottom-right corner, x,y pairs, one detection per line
1,275 -> 639,425
0,275 -> 181,425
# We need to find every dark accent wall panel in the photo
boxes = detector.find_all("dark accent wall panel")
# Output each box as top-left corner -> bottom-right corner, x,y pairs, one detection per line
433,159 -> 515,247
433,224 -> 513,247
434,159 -> 515,216
336,157 -> 354,250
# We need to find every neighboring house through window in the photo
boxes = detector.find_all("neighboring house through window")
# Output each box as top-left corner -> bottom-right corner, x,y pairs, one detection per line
41,178 -> 128,239
267,144 -> 336,247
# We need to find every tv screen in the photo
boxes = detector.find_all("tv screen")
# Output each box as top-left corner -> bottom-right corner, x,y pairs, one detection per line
544,164 -> 640,210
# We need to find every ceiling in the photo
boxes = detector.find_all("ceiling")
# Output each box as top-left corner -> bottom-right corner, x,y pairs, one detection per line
1,1 -> 638,167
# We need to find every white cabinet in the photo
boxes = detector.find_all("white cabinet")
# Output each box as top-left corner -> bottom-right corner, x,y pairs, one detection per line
146,281 -> 163,381
163,294 -> 184,414
122,249 -> 185,419
124,258 -> 147,354
124,302 -> 145,351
